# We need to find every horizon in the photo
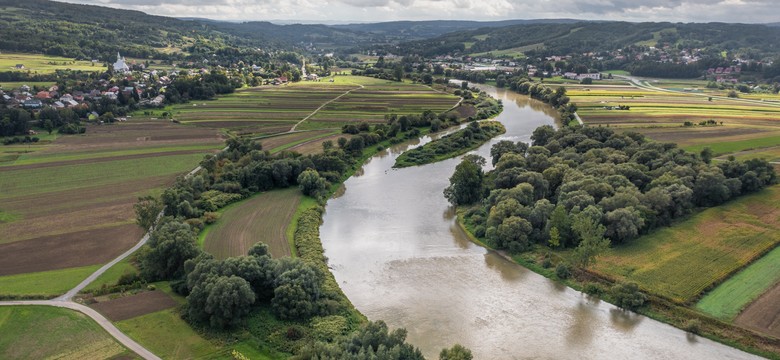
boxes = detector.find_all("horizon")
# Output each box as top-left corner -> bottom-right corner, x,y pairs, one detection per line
56,0 -> 780,25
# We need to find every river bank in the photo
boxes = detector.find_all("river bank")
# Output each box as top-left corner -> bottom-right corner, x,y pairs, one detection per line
319,83 -> 762,359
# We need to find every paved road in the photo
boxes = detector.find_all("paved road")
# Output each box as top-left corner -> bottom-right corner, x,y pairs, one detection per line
0,300 -> 161,360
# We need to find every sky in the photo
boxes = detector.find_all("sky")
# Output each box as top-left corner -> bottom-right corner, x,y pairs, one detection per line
59,0 -> 779,24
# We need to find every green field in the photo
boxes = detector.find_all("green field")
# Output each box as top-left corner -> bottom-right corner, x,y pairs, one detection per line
202,188 -> 302,259
594,186 -> 780,303
1,144 -> 219,167
116,309 -> 233,359
82,257 -> 138,293
685,135 -> 780,155
696,245 -> 780,320
0,153 -> 206,199
0,265 -> 100,297
0,306 -> 130,359
0,53 -> 99,73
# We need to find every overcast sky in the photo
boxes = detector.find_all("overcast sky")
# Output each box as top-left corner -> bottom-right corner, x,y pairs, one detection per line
58,0 -> 779,24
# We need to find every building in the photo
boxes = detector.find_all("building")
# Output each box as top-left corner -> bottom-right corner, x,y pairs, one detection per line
22,99 -> 42,109
113,52 -> 130,73
15,64 -> 24,69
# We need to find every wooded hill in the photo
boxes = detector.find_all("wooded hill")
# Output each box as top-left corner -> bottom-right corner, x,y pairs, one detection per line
394,21 -> 780,59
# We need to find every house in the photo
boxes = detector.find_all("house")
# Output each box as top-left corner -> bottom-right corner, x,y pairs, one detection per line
15,64 -> 24,69
53,101 -> 65,109
22,99 -> 43,109
35,91 -> 51,100
60,94 -> 74,102
20,85 -> 30,92
65,99 -> 79,107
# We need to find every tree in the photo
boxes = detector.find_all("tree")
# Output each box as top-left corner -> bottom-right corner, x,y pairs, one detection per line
297,168 -> 329,198
134,195 -> 163,231
571,213 -> 610,269
43,119 -> 54,134
440,344 -> 473,360
140,220 -> 200,280
444,157 -> 484,205
700,147 -> 714,164
530,125 -> 555,146
188,275 -> 255,328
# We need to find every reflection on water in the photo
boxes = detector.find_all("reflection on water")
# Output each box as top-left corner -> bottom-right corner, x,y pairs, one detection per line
319,85 -> 761,360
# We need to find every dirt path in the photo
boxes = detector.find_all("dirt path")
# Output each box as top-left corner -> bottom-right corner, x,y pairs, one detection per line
0,300 -> 161,360
290,83 -> 364,132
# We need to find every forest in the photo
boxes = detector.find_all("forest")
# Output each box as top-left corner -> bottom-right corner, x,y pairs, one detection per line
449,125 -> 777,254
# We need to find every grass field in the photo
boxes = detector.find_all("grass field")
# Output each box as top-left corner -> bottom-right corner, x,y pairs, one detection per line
685,135 -> 780,155
0,53 -> 99,73
696,245 -> 780,320
202,188 -> 302,259
0,265 -> 101,297
593,186 -> 780,304
0,306 -> 129,359
82,257 -> 138,293
116,309 -> 230,359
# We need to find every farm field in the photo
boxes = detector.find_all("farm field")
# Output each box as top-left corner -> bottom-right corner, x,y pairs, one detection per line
202,188 -> 302,259
592,185 -> 780,304
0,305 -> 130,359
0,119 -> 223,284
0,265 -> 100,297
735,281 -> 780,339
168,75 -> 460,136
696,245 -> 780,320
0,52 -> 99,73
90,290 -> 178,322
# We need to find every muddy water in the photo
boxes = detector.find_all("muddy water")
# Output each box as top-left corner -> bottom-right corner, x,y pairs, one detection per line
320,85 -> 762,359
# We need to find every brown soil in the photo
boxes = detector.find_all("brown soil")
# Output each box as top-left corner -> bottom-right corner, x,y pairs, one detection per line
627,127 -> 772,144
90,291 -> 178,322
735,281 -> 780,339
0,224 -> 142,276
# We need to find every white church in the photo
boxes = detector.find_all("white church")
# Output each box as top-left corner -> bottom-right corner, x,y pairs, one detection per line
113,53 -> 130,73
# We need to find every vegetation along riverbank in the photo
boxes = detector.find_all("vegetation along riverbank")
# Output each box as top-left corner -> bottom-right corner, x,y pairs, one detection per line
447,123 -> 780,359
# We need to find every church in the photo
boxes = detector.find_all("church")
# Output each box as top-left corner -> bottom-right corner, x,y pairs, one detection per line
113,52 -> 130,73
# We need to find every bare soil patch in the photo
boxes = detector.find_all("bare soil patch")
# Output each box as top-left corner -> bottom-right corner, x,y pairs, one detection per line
735,281 -> 780,339
90,291 -> 178,322
0,224 -> 142,276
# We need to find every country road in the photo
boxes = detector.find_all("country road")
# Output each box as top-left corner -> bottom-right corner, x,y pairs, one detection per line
0,300 -> 161,360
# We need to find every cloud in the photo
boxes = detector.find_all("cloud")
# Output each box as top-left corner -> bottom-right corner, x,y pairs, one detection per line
57,0 -> 780,23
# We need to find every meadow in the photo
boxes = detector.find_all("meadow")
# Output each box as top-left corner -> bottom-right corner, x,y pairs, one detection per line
0,265 -> 101,298
592,186 -> 780,304
0,306 -> 130,359
0,53 -> 99,73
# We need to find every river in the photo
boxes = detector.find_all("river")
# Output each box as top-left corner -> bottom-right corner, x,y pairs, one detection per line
319,84 -> 762,359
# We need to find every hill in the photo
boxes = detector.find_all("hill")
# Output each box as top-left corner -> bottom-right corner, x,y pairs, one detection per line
394,21 -> 780,58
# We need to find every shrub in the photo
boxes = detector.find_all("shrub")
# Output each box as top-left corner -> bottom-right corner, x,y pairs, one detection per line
684,319 -> 702,334
610,282 -> 647,310
555,263 -> 571,279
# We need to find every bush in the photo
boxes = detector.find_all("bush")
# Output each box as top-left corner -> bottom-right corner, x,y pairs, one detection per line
583,282 -> 604,296
684,319 -> 702,334
555,263 -> 571,279
610,282 -> 647,310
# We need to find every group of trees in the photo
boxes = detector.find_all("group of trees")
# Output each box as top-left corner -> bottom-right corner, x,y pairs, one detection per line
396,121 -> 504,168
450,125 -> 776,258
137,215 -> 335,327
503,77 -> 577,123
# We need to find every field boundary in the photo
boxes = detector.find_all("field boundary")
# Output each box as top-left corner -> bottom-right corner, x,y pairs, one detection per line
290,83 -> 364,131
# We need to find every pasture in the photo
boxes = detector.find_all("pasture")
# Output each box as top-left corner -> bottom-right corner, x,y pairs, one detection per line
202,188 -> 302,259
592,186 -> 780,304
0,306 -> 129,359
696,245 -> 780,320
0,53 -> 99,73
